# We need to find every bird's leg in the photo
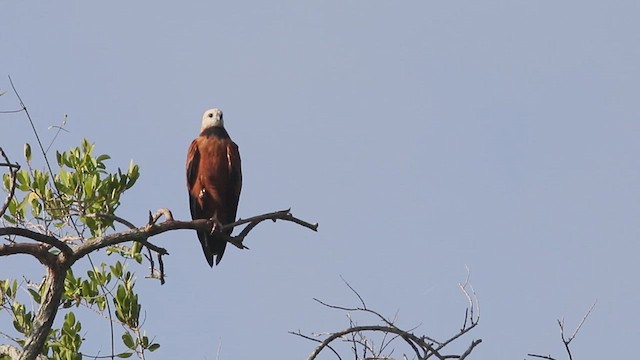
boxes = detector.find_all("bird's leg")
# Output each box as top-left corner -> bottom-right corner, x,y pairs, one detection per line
209,211 -> 222,235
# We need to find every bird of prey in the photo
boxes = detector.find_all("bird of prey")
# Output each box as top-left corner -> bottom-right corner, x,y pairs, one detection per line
186,108 -> 242,266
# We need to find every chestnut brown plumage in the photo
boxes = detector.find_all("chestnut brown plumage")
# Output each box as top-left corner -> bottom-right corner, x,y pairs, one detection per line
186,108 -> 242,266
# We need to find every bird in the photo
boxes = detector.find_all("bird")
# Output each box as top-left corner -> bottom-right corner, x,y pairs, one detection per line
186,108 -> 242,266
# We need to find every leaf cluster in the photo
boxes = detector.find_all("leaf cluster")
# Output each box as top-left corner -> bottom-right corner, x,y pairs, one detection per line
1,139 -> 158,359
2,139 -> 139,237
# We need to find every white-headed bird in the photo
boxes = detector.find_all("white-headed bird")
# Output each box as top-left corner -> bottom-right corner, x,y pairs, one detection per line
186,108 -> 242,266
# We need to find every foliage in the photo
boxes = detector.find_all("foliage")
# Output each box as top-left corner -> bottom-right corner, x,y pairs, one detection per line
3,139 -> 139,237
0,139 -> 160,359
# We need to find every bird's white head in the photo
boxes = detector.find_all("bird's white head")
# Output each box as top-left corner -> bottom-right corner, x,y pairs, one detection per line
201,108 -> 224,131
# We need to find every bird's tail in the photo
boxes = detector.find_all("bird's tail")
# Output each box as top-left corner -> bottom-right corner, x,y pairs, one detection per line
198,231 -> 228,267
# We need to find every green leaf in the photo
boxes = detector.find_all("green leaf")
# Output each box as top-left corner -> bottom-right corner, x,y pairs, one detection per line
64,312 -> 76,328
15,170 -> 30,191
121,332 -> 135,349
24,143 -> 32,162
131,241 -> 142,257
148,343 -> 160,352
116,353 -> 133,358
110,261 -> 123,278
27,288 -> 42,304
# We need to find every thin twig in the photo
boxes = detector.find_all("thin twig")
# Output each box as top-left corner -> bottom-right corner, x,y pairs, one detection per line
45,115 -> 69,153
223,208 -> 318,232
88,212 -> 137,229
559,300 -> 597,360
8,76 -> 56,188
340,275 -> 367,309
567,300 -> 597,343
528,300 -> 597,360
289,330 -> 343,360
527,354 -> 556,360
458,339 -> 482,360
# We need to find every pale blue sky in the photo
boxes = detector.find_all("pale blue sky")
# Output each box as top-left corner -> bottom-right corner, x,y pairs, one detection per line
1,1 -> 639,359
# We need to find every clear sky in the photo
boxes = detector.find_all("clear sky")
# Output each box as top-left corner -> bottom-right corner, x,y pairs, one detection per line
1,1 -> 639,359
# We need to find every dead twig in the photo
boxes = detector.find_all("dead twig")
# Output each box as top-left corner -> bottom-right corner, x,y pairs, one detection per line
527,354 -> 556,360
294,276 -> 480,360
558,300 -> 597,360
527,300 -> 597,360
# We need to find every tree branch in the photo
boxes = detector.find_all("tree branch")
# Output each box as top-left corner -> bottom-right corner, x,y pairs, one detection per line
73,208 -> 316,261
0,227 -> 73,258
0,242 -> 57,266
19,263 -> 67,360
527,301 -> 596,360
296,277 -> 480,360
1,208 -> 317,359
299,325 -> 444,360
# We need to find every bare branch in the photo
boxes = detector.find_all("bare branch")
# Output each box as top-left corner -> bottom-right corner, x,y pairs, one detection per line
224,209 -> 318,235
149,208 -> 174,224
0,242 -> 57,266
340,275 -> 367,309
290,330 -> 343,360
528,301 -> 596,360
559,300 -> 597,360
0,227 -> 73,258
8,76 -> 57,185
298,275 -> 481,360
527,354 -> 557,360
73,208 -> 315,261
307,325 -> 447,360
0,109 -> 25,114
88,212 -> 137,229
567,300 -> 597,344
459,339 -> 482,359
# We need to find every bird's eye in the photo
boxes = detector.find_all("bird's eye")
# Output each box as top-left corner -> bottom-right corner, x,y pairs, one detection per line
208,113 -> 214,118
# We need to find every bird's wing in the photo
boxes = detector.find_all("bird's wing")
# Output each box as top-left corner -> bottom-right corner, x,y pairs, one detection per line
187,138 -> 215,266
186,138 -> 202,219
226,141 -> 243,210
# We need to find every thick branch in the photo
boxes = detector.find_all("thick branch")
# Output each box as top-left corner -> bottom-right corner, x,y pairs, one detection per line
0,242 -> 57,266
2,208 -> 316,359
301,325 -> 443,360
0,227 -> 73,258
19,264 -> 67,360
72,209 -> 316,262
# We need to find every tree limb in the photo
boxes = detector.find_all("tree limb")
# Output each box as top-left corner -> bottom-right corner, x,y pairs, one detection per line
299,325 -> 444,360
1,208 -> 317,359
527,301 -> 596,360
0,227 -> 73,258
296,277 -> 480,360
19,263 -> 67,360
73,208 -> 316,261
0,242 -> 57,266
